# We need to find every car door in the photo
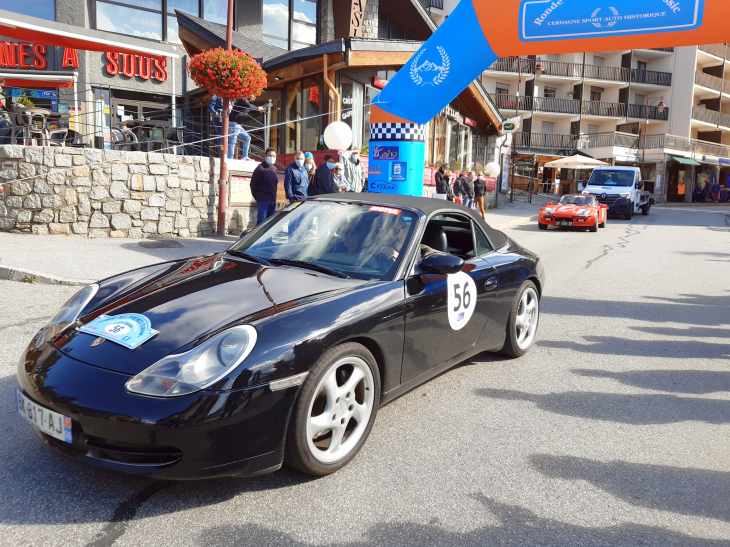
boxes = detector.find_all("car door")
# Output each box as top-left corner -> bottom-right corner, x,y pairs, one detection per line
401,213 -> 497,384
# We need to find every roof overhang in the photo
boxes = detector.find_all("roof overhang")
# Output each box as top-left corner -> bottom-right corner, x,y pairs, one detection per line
0,9 -> 179,61
0,70 -> 75,88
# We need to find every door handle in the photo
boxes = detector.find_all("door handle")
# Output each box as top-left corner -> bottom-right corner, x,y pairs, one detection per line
484,277 -> 498,291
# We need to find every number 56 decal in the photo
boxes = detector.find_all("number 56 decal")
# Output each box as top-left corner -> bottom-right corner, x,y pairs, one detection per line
447,272 -> 477,331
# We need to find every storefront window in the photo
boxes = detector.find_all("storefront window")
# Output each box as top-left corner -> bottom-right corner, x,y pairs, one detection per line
459,125 -> 469,168
341,78 -> 364,150
362,85 -> 378,147
377,9 -> 410,40
448,122 -> 458,167
263,0 -> 289,48
4,2 -> 56,21
285,76 -> 322,153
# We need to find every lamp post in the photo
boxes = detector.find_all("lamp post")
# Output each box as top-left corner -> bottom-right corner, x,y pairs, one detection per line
641,96 -> 666,179
510,57 -> 544,203
216,0 -> 235,236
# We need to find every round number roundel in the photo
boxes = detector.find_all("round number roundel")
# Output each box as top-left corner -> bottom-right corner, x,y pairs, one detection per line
447,271 -> 477,330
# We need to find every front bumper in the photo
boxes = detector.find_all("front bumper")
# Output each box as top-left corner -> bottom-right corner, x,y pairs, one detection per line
539,214 -> 597,227
604,198 -> 633,216
17,345 -> 297,480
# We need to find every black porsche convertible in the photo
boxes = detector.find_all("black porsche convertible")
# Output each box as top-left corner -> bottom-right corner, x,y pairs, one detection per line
16,194 -> 544,479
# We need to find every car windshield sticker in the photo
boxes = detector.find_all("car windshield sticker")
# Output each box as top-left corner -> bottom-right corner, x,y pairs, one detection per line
79,314 -> 159,349
328,209 -> 339,216
447,272 -> 477,330
369,206 -> 402,215
284,202 -> 301,212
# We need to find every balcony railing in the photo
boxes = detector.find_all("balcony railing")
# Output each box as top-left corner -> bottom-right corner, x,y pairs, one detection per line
582,132 -> 639,149
630,69 -> 672,86
627,104 -> 670,120
488,94 -> 533,111
699,43 -> 727,58
694,70 -> 730,94
584,64 -> 629,82
582,101 -> 627,118
533,96 -> 581,114
419,0 -> 444,9
692,105 -> 720,125
718,111 -> 730,129
651,47 -> 675,52
539,60 -> 582,78
516,133 -> 579,149
488,57 -> 535,74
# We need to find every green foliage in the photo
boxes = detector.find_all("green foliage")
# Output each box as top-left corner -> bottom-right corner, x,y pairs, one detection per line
23,275 -> 37,284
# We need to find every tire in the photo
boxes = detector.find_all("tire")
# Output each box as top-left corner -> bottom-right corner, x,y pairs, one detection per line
624,208 -> 633,221
642,204 -> 649,216
499,281 -> 540,358
285,342 -> 381,476
589,221 -> 598,232
538,222 -> 548,230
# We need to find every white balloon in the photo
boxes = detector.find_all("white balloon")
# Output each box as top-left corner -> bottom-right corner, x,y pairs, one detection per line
484,162 -> 501,178
324,122 -> 353,150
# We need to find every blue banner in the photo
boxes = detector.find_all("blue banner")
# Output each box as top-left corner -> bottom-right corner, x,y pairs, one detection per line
373,0 -> 497,126
520,0 -> 704,41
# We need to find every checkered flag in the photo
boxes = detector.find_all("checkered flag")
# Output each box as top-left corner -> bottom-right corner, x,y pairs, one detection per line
370,123 -> 426,142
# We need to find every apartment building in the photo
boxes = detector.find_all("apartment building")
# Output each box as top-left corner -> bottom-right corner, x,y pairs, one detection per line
480,46 -> 730,203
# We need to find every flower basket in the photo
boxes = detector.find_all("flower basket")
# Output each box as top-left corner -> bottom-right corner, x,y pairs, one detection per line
186,48 -> 268,100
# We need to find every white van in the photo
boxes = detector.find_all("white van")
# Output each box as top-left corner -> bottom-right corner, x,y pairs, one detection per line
583,166 -> 654,220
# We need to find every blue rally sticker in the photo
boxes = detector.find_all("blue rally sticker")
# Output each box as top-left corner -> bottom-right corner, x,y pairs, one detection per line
520,0 -> 704,41
79,314 -> 159,349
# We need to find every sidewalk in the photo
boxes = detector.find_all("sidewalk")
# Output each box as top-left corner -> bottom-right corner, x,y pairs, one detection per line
0,199 -> 539,285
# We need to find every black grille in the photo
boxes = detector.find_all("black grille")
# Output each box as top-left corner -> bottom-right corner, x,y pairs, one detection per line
42,433 -> 182,466
592,194 -> 621,206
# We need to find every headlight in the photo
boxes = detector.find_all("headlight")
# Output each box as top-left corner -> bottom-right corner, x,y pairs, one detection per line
543,208 -> 556,215
126,325 -> 257,397
620,192 -> 631,199
34,284 -> 99,348
576,209 -> 592,217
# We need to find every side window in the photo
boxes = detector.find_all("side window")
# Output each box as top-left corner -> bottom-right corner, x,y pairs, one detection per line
424,213 -> 476,259
473,222 -> 493,256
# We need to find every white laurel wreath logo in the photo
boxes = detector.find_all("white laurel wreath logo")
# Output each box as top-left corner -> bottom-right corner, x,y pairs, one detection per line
591,7 -> 618,28
410,46 -> 451,87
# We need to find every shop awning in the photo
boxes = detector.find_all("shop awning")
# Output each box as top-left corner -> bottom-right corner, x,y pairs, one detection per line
671,156 -> 701,166
0,9 -> 179,61
0,71 -> 74,88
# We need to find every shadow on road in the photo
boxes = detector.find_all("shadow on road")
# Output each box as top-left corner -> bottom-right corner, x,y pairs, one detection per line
194,494 -> 730,546
631,325 -> 730,339
538,336 -> 730,360
541,295 -> 730,327
572,369 -> 730,394
475,388 -> 730,425
531,454 -> 730,523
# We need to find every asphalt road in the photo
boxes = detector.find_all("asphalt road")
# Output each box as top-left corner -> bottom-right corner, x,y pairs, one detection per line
1,206 -> 729,547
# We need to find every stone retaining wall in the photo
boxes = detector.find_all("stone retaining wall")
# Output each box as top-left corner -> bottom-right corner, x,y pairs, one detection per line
0,145 -> 229,238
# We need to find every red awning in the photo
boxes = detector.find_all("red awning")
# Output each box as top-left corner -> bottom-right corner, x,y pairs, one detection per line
0,71 -> 75,89
0,9 -> 179,61
1,78 -> 73,88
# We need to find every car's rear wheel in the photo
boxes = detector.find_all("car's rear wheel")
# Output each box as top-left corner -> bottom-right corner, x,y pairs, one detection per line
285,343 -> 380,475
599,218 -> 606,228
499,281 -> 540,358
538,222 -> 548,230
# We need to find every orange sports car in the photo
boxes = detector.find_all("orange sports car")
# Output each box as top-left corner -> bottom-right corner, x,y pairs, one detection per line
538,194 -> 608,232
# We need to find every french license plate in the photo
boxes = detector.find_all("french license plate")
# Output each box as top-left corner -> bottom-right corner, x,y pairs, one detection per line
556,220 -> 573,226
16,389 -> 72,443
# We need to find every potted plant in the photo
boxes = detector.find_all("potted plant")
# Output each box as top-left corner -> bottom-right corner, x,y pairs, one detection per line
186,47 -> 267,100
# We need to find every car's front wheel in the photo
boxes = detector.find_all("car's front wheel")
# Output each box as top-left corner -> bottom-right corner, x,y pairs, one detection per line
500,281 -> 540,358
285,343 -> 380,475
538,222 -> 548,230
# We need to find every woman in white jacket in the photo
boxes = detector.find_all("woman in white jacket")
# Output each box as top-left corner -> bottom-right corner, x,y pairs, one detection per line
343,146 -> 366,192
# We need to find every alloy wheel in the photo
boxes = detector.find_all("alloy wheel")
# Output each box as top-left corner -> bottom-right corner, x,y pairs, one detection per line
515,287 -> 539,350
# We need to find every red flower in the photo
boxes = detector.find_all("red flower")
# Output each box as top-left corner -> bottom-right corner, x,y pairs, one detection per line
187,48 -> 267,100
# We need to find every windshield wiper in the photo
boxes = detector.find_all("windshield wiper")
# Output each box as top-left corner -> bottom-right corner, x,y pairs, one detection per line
268,259 -> 350,279
225,250 -> 272,266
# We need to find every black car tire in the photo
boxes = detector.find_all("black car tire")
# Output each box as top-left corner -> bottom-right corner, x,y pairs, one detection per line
625,208 -> 633,221
599,219 -> 606,228
285,342 -> 381,476
499,280 -> 540,359
538,222 -> 548,230
589,222 -> 598,232
642,204 -> 649,216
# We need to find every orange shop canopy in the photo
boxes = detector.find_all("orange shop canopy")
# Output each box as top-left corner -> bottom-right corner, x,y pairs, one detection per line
0,8 -> 179,61
0,71 -> 75,88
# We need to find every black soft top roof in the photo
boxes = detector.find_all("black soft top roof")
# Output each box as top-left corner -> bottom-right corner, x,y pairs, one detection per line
311,193 -> 509,249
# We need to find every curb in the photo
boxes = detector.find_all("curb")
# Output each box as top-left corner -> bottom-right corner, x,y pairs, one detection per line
494,215 -> 539,230
0,265 -> 94,287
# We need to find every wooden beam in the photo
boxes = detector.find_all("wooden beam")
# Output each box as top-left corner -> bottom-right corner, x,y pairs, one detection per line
266,53 -> 346,88
347,50 -> 415,67
178,26 -> 214,58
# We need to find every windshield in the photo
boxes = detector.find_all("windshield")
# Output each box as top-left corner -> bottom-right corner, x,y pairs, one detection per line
229,201 -> 417,281
559,195 -> 597,206
587,169 -> 636,187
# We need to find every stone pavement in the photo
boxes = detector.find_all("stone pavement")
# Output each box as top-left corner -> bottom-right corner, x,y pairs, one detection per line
0,198 -> 541,284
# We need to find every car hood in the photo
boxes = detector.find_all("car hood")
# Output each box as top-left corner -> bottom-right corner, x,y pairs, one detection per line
54,254 -> 365,375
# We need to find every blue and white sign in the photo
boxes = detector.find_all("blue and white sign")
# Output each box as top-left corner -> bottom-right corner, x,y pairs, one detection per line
391,162 -> 408,182
79,314 -> 159,349
520,0 -> 705,41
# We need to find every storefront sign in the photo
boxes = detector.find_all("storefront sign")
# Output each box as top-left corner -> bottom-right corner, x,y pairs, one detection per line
0,41 -> 80,69
105,53 -> 167,82
333,0 -> 368,38
463,117 -> 477,128
372,76 -> 389,89
373,145 -> 399,160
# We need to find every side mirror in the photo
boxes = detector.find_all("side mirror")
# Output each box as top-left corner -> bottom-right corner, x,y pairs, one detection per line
600,204 -> 608,209
420,252 -> 465,275
636,181 -> 644,191
547,202 -> 553,206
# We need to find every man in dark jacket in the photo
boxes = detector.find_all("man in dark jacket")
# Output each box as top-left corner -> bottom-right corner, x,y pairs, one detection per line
284,151 -> 308,203
462,172 -> 476,209
311,154 -> 339,196
435,164 -> 448,190
209,95 -> 265,160
435,167 -> 453,199
250,147 -> 279,225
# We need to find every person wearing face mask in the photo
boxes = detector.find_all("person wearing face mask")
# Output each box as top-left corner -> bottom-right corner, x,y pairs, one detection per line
250,147 -> 280,225
462,171 -> 476,209
310,153 -> 339,196
284,151 -> 308,203
333,163 -> 350,192
304,158 -> 316,181
343,146 -> 366,192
